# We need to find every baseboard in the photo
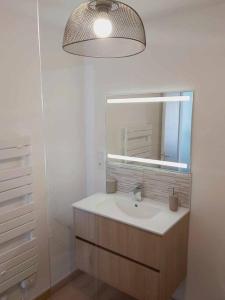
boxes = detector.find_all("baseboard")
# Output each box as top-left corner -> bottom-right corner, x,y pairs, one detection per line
34,270 -> 81,300
50,270 -> 82,294
34,290 -> 51,300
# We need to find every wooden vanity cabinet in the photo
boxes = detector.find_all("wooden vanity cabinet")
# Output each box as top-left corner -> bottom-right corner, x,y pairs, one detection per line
74,208 -> 189,300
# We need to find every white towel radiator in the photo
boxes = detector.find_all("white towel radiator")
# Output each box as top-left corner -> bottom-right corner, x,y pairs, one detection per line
0,137 -> 37,294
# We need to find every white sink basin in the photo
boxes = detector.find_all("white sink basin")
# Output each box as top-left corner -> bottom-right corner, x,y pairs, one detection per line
115,200 -> 161,219
73,192 -> 190,235
96,196 -> 161,219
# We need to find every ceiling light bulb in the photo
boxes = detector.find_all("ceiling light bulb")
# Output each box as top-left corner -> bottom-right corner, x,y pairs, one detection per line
94,17 -> 112,38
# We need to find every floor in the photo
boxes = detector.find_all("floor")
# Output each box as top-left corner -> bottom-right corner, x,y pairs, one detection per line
49,271 -> 136,300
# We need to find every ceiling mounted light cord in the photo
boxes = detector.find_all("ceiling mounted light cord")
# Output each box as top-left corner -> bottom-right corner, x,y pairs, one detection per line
63,0 -> 146,58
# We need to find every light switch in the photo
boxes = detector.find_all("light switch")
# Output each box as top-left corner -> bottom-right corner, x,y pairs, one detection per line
97,151 -> 105,169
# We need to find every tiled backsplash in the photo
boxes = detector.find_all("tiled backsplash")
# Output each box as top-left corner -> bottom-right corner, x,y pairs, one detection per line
107,162 -> 192,208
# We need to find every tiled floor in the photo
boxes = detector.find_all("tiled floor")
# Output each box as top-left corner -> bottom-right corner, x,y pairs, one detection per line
49,271 -> 135,300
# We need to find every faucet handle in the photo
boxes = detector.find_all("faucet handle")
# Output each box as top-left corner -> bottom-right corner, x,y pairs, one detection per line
131,183 -> 143,202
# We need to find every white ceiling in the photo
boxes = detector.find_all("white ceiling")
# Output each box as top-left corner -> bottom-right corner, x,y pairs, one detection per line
6,0 -> 225,27
132,0 -> 225,19
38,0 -> 225,25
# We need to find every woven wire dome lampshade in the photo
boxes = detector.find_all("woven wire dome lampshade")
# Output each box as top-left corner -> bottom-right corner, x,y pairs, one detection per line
63,0 -> 146,58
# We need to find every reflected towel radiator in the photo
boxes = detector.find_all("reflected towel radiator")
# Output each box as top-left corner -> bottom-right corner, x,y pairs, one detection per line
123,124 -> 153,158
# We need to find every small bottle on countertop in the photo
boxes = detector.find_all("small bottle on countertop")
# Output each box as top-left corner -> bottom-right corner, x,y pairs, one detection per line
169,188 -> 179,212
106,177 -> 117,194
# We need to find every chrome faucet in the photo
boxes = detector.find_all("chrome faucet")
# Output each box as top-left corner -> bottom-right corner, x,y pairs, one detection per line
132,184 -> 143,202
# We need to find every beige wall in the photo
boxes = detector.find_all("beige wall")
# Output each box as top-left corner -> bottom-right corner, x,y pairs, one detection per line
38,0 -> 86,286
0,1 -> 50,299
84,2 -> 225,300
0,0 -> 86,295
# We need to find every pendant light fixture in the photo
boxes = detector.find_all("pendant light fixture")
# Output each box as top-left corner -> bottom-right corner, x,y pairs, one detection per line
63,0 -> 146,58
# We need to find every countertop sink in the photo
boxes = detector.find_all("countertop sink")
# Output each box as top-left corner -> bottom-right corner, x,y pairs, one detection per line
98,198 -> 161,219
73,192 -> 189,235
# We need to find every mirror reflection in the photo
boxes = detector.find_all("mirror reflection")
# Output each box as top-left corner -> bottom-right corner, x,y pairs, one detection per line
106,91 -> 193,172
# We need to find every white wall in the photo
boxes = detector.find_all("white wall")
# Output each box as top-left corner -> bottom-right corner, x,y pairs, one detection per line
38,0 -> 86,285
84,2 -> 225,300
0,0 -> 86,295
0,1 -> 50,299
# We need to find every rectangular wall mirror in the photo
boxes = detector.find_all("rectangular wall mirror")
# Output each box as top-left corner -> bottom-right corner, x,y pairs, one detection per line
106,91 -> 193,173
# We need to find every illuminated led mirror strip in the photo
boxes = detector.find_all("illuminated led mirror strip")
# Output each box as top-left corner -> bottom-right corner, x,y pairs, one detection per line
107,154 -> 188,169
107,96 -> 190,104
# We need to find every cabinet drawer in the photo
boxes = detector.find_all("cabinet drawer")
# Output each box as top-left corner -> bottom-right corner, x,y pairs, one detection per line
74,209 -> 161,270
74,209 -> 97,243
76,238 -> 160,300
